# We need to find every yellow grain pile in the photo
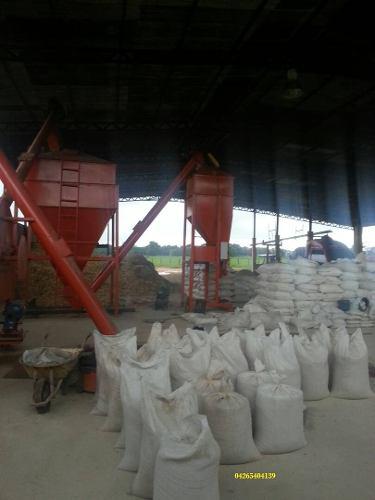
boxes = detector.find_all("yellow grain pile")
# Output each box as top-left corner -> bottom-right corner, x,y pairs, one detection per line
27,252 -> 169,309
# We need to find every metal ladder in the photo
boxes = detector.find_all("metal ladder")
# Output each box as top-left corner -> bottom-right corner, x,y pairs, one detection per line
58,161 -> 80,257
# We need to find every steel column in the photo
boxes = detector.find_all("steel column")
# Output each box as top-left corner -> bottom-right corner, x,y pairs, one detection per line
252,209 -> 257,271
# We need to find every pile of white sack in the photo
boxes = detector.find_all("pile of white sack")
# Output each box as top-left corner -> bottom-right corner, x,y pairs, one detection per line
184,261 -> 257,305
91,319 -> 372,500
220,269 -> 257,305
252,256 -> 375,330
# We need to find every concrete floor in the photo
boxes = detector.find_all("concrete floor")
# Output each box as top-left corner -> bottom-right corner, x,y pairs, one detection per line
1,312 -> 375,500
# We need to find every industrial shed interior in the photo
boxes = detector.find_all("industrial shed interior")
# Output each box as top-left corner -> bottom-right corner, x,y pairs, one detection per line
0,2 -> 375,500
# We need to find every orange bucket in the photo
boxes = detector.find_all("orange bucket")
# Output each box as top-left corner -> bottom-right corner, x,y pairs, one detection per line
83,371 -> 96,393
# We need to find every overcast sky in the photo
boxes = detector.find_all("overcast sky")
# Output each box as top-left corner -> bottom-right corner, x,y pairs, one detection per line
112,200 -> 367,251
1,178 -> 373,251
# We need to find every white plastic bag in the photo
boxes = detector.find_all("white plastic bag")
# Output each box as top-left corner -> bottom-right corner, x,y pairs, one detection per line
153,415 -> 220,500
331,329 -> 372,399
118,349 -> 171,471
202,391 -> 260,464
254,383 -> 306,454
132,382 -> 198,499
294,336 -> 329,400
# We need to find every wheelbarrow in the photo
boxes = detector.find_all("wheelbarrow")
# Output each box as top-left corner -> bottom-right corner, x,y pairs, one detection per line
20,335 -> 91,413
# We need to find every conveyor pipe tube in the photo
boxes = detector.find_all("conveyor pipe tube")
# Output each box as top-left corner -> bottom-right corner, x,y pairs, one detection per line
90,152 -> 204,292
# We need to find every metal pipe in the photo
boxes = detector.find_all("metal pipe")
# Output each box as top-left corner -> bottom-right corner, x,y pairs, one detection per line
252,209 -> 256,271
181,198 -> 188,307
261,229 -> 332,245
0,150 -> 117,335
2,109 -> 56,204
90,152 -> 204,292
275,212 -> 281,263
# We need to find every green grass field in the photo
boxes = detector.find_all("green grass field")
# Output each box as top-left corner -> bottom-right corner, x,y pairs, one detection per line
146,255 -> 260,269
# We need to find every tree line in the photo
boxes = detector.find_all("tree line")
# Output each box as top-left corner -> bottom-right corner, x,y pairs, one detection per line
131,241 -> 273,257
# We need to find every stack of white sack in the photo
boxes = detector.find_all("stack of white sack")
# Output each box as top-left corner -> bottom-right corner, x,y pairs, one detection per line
255,263 -> 295,322
184,262 -> 206,300
219,270 -> 235,302
336,258 -> 360,300
242,301 -> 283,331
317,262 -> 343,303
293,257 -> 321,311
217,269 -> 258,305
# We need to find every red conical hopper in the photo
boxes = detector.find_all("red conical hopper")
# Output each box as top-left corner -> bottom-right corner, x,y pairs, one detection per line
186,170 -> 233,245
24,151 -> 118,270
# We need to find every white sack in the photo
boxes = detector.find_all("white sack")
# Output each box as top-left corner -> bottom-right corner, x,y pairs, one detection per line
294,336 -> 329,400
331,329 -> 372,399
236,359 -> 281,417
118,349 -> 171,471
254,383 -> 306,454
202,392 -> 260,464
132,382 -> 198,499
153,415 -> 220,500
210,329 -> 248,382
257,263 -> 295,274
263,337 -> 301,389
169,330 -> 211,388
320,284 -> 343,294
91,327 -> 136,416
194,359 -> 233,410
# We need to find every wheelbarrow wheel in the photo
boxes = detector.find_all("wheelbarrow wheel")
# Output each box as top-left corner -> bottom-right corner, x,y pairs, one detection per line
34,379 -> 51,414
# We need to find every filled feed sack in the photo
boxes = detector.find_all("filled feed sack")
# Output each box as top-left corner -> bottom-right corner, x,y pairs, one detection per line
202,391 -> 260,464
294,336 -> 329,400
117,349 -> 171,471
210,328 -> 248,382
331,328 -> 372,399
254,383 -> 306,454
132,382 -> 198,499
236,359 -> 281,418
91,327 -> 136,416
194,359 -> 233,411
169,329 -> 211,388
153,415 -> 220,500
264,337 -> 301,389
